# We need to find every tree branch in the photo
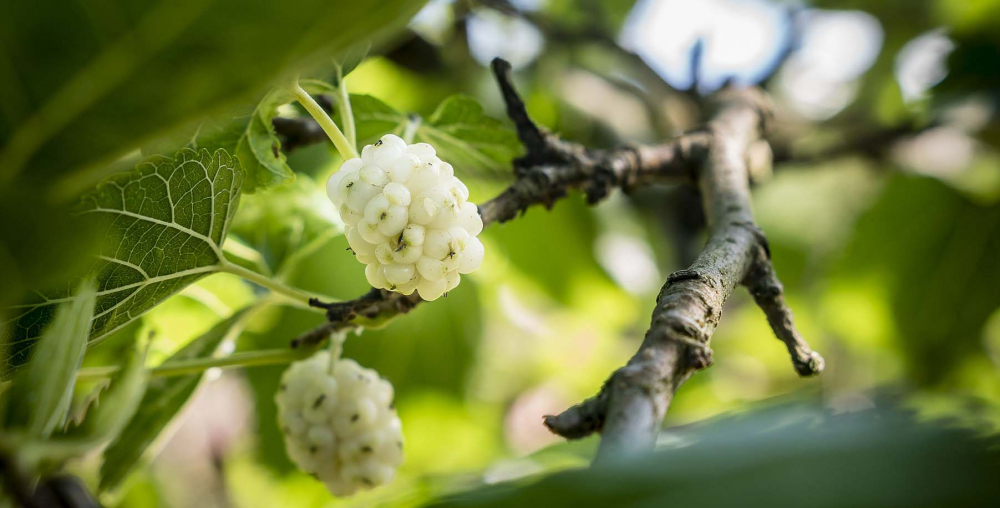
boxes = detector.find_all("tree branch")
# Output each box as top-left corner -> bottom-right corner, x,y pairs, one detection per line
291,59 -> 823,462
744,253 -> 825,376
543,87 -> 824,461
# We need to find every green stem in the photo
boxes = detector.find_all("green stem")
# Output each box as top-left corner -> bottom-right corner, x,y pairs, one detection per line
76,348 -> 314,382
336,68 -> 357,151
291,80 -> 358,160
219,261 -> 323,308
223,239 -> 272,277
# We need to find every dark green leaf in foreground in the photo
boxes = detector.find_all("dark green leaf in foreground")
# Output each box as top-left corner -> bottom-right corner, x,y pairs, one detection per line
332,41 -> 372,86
348,94 -> 522,179
0,0 -> 428,196
99,309 -> 249,493
24,345 -> 149,464
0,188 -> 99,310
1,280 -> 96,437
65,345 -> 148,444
428,401 -> 1000,508
1,149 -> 243,376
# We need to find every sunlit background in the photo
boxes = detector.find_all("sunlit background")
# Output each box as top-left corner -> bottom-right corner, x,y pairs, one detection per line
61,0 -> 1000,506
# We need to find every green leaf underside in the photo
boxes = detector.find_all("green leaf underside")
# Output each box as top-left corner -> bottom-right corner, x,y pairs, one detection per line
3,280 -> 96,437
1,148 -> 244,377
99,309 -> 249,492
348,94 -> 522,179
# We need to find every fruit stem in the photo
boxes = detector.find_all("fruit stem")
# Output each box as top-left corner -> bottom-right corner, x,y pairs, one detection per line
327,330 -> 346,375
336,67 -> 357,151
402,114 -> 422,144
290,79 -> 359,160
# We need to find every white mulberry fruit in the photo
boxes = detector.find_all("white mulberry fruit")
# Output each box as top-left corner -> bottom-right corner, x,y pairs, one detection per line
276,350 -> 404,497
327,134 -> 485,301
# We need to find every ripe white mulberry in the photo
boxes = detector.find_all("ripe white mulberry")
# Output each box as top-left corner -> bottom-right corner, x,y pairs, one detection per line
326,134 -> 485,301
276,349 -> 403,497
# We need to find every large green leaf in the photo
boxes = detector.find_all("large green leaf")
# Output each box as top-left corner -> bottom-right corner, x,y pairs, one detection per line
351,94 -> 414,147
419,95 -> 523,177
428,401 -> 1000,508
831,175 -> 1000,384
0,0 -> 428,196
347,94 -> 522,179
99,309 -> 250,493
1,280 -> 96,437
1,148 -> 244,376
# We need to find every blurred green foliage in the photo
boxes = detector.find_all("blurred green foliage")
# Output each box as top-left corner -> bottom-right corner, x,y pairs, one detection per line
3,0 -> 1000,506
100,309 -> 252,493
832,175 -> 1000,385
229,175 -> 344,276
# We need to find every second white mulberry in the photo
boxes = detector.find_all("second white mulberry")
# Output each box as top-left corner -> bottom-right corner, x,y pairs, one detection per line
326,134 -> 484,301
276,350 -> 404,497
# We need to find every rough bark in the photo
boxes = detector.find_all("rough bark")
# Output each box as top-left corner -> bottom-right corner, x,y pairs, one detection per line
545,89 -> 823,461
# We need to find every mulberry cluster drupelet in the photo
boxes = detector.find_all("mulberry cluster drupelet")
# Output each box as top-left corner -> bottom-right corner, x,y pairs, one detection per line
326,134 -> 484,300
276,350 -> 403,497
